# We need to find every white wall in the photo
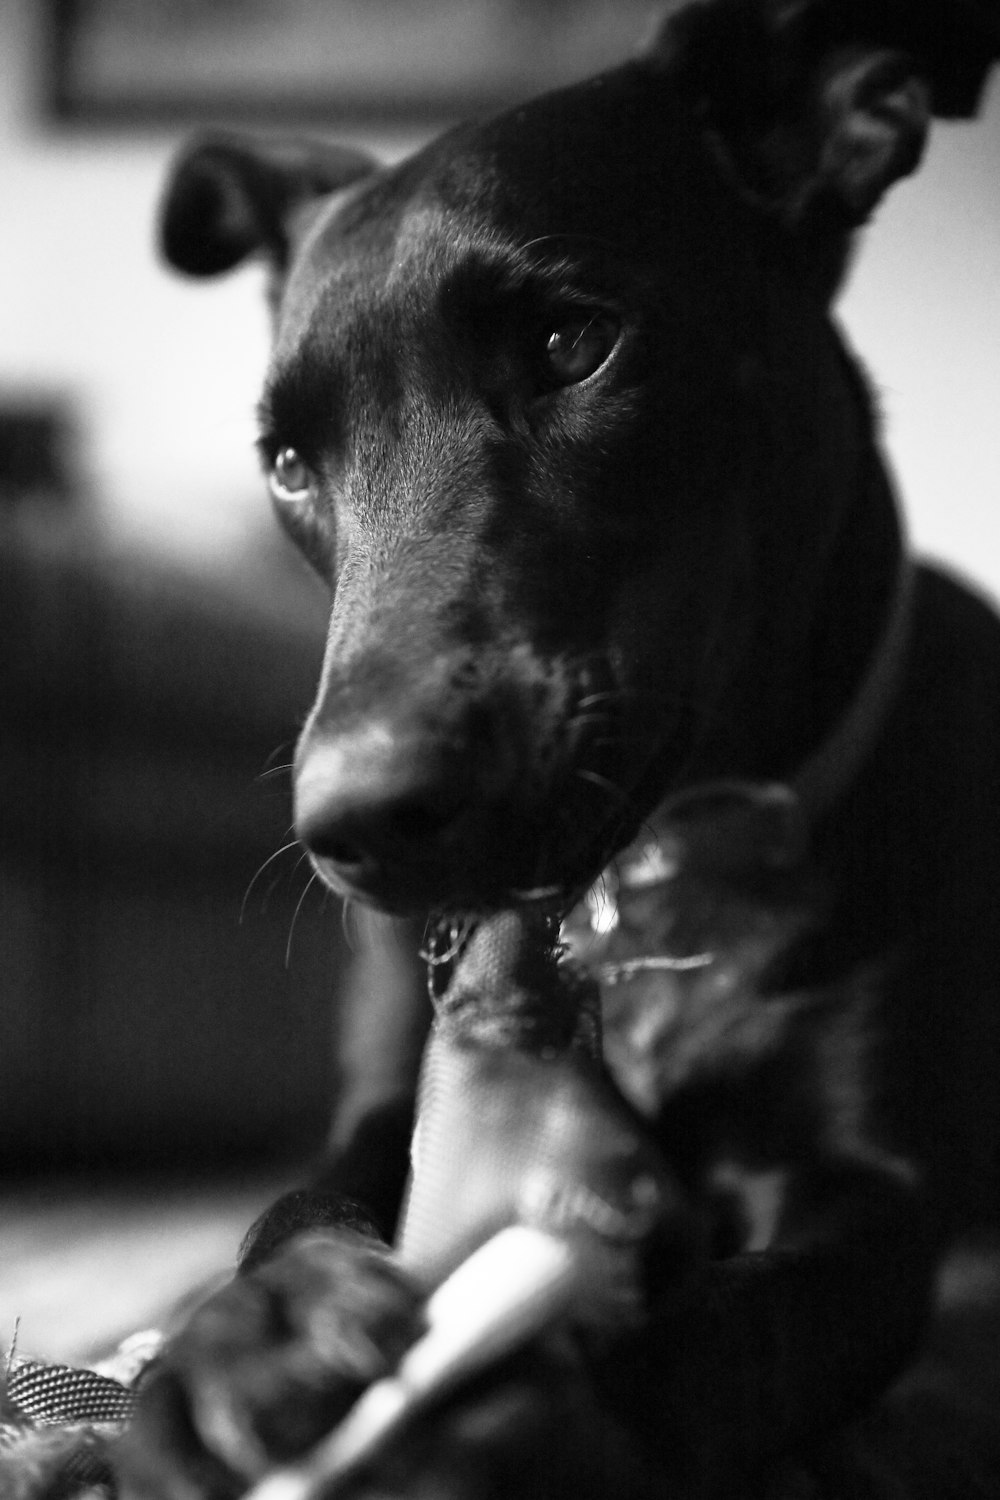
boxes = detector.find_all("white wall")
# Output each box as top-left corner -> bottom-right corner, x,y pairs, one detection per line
0,1 -> 997,596
840,91 -> 1000,599
0,2 -> 421,578
0,5 -> 257,567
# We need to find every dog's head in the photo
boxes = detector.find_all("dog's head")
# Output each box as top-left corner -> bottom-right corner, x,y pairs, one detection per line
160,0 -> 993,916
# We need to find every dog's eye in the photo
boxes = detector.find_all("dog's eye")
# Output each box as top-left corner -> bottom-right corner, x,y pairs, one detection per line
269,446 -> 314,502
266,445 -> 333,580
544,313 -> 619,387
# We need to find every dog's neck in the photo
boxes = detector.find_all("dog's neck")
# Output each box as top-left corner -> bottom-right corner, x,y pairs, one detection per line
562,541 -> 912,992
789,448 -> 911,824
660,446 -> 911,842
565,450 -> 912,964
793,538 -> 912,824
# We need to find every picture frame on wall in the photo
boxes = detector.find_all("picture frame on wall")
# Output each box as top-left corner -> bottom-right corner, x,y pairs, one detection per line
47,0 -> 660,128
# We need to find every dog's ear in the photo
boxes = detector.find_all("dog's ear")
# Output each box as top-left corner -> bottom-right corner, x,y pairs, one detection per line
797,44 -> 931,225
159,132 -> 377,277
654,0 -> 998,231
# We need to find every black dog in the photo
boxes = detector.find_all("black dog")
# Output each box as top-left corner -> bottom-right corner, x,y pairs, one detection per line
125,2 -> 1000,1496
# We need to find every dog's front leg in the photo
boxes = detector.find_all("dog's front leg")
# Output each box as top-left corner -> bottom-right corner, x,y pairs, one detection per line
240,914 -> 429,1271
123,1167 -> 927,1500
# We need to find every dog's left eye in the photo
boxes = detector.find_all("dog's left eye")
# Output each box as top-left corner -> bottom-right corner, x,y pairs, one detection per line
543,313 -> 619,387
269,446 -> 315,502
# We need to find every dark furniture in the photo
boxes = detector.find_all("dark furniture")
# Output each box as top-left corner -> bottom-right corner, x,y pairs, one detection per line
1,508 -> 346,1173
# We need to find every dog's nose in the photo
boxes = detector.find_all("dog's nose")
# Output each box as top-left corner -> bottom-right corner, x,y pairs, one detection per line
294,718 -> 476,905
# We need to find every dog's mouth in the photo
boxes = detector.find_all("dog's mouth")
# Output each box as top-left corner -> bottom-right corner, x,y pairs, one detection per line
298,723 -> 677,921
303,785 -> 636,919
293,646 -> 690,919
297,680 -> 677,918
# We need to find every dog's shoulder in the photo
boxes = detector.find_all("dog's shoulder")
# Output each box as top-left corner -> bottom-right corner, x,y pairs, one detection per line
890,560 -> 1000,859
908,559 -> 1000,717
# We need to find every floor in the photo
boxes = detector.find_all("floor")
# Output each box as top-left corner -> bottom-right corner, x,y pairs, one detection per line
1,1172 -> 291,1366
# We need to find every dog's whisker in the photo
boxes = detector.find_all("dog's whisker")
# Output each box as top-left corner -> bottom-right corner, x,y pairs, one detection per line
260,846 -> 313,918
286,871 -> 321,969
341,897 -> 363,953
259,741 -> 295,777
520,229 -> 629,259
256,762 -> 295,785
240,836 -> 302,923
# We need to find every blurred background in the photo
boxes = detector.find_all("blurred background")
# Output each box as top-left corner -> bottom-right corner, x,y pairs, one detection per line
0,0 -> 997,1357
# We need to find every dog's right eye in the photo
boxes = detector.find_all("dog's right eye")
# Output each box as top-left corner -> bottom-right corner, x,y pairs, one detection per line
542,311 -> 620,388
266,445 -> 334,579
269,446 -> 315,503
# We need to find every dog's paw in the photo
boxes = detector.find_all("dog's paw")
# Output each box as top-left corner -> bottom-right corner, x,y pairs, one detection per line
116,1232 -> 665,1500
237,1188 -> 385,1273
342,1336 -> 663,1500
117,1230 -> 424,1499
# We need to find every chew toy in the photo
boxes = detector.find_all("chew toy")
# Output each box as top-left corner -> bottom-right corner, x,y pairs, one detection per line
247,908 -> 695,1499
245,1226 -> 577,1500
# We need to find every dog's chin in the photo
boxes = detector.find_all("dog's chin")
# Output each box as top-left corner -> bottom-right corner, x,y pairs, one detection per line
306,821 -> 622,922
307,854 -> 566,921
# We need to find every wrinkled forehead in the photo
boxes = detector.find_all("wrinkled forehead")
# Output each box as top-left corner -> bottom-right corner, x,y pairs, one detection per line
274,57 -> 737,345
271,156 -> 493,362
280,182 -> 503,340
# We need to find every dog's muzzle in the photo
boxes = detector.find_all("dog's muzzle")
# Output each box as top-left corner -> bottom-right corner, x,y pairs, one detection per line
293,655 -> 630,915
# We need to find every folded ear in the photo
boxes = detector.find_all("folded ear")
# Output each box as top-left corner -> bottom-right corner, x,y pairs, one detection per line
159,132 -> 377,277
805,45 -> 931,226
653,1 -> 942,236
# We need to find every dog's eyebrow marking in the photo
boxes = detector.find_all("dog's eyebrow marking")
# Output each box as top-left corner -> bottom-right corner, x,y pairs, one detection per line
389,200 -> 627,306
433,239 -> 622,338
258,343 -> 348,458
